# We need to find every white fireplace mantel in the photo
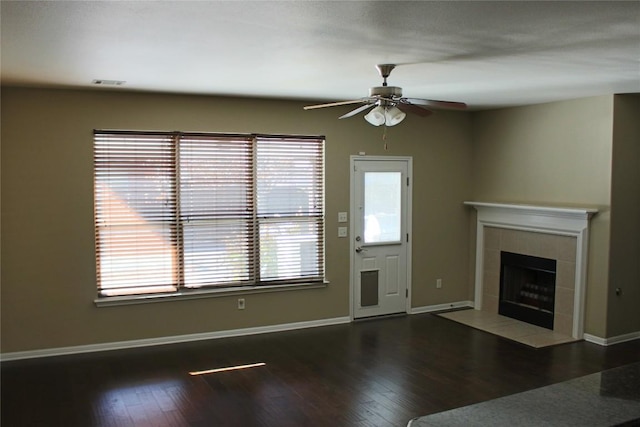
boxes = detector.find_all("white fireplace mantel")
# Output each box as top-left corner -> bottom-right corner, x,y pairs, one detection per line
464,201 -> 598,339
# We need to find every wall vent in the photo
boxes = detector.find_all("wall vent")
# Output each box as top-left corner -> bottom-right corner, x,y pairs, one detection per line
92,79 -> 126,86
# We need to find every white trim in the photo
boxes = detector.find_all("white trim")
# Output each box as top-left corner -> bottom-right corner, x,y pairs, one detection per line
584,331 -> 640,346
0,316 -> 351,362
410,300 -> 474,315
463,202 -> 598,218
95,281 -> 328,307
464,201 -> 597,340
583,334 -> 607,346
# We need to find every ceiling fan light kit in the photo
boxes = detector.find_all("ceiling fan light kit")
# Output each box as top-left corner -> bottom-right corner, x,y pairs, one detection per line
304,64 -> 467,127
365,105 -> 406,127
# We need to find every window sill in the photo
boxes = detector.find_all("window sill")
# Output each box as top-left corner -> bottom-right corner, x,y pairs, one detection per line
94,281 -> 329,308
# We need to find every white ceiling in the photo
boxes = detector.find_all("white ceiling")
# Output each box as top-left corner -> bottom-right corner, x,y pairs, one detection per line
2,1 -> 639,110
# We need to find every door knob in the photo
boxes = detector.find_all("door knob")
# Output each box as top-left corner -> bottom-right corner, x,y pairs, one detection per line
355,246 -> 365,253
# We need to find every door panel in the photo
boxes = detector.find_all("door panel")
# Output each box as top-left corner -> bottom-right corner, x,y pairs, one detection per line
351,157 -> 411,319
385,255 -> 400,295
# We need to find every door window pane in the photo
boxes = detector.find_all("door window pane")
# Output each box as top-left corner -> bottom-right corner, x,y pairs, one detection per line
364,172 -> 401,243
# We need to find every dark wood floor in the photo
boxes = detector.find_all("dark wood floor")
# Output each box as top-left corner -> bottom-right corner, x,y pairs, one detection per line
2,313 -> 640,427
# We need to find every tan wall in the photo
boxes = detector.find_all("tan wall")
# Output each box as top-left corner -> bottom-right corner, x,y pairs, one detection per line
470,96 -> 614,337
608,94 -> 640,337
1,86 -> 473,353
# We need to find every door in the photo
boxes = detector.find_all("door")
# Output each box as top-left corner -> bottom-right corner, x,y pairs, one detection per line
351,156 -> 411,319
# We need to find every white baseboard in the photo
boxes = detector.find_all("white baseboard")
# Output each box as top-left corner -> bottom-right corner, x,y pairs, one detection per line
7,311 -> 633,360
584,330 -> 640,346
0,316 -> 351,362
410,300 -> 474,315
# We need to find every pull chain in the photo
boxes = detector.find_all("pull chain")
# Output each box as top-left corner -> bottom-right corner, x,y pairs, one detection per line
383,124 -> 388,150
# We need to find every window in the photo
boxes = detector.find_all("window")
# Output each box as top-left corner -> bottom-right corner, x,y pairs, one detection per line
94,131 -> 325,298
363,172 -> 402,244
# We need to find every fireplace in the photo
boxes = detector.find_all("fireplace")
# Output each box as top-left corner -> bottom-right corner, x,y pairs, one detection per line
465,201 -> 597,339
499,251 -> 556,330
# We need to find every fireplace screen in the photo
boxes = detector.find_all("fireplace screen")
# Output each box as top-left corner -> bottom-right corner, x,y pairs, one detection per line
499,251 -> 556,330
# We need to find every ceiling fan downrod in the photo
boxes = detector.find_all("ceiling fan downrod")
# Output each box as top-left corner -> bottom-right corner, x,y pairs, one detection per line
376,64 -> 396,87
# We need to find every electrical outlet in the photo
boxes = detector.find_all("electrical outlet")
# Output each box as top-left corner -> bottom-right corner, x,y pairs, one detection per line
436,279 -> 442,289
338,227 -> 348,237
238,298 -> 245,310
338,212 -> 348,223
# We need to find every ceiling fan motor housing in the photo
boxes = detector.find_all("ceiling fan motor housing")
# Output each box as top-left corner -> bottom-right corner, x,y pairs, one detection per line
369,86 -> 402,98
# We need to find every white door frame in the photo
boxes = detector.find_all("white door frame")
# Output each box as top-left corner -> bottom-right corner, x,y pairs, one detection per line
349,155 -> 413,320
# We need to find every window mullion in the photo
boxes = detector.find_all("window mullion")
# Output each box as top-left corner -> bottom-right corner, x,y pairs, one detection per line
251,136 -> 260,284
174,132 -> 184,290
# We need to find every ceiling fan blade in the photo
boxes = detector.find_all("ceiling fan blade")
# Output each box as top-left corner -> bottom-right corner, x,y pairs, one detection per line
339,103 -> 375,119
403,98 -> 467,110
303,99 -> 365,110
397,103 -> 433,117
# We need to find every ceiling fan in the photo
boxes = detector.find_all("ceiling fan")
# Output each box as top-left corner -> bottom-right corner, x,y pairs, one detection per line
304,64 -> 467,126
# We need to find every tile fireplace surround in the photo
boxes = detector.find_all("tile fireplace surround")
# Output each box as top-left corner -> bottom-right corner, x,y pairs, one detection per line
465,202 -> 598,339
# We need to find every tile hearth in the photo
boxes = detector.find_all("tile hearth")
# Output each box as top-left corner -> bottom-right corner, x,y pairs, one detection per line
438,309 -> 579,348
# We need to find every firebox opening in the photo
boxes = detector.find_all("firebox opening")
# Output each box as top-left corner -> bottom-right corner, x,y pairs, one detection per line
499,251 -> 557,330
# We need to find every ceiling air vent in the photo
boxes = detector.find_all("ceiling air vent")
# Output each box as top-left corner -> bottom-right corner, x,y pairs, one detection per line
92,79 -> 126,86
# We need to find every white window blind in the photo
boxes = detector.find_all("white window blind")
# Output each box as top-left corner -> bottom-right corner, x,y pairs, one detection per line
93,131 -> 325,298
179,134 -> 255,287
94,132 -> 178,296
257,136 -> 325,283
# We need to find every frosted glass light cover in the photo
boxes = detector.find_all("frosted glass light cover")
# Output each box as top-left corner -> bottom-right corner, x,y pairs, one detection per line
384,106 -> 406,126
364,106 -> 386,126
